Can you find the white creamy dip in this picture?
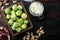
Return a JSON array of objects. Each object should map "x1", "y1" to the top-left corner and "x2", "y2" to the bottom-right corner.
[{"x1": 29, "y1": 1, "x2": 44, "y2": 16}]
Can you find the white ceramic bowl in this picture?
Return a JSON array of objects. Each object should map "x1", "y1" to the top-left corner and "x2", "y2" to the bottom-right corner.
[{"x1": 29, "y1": 1, "x2": 44, "y2": 17}]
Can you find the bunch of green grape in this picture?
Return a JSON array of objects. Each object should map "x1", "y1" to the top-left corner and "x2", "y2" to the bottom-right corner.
[{"x1": 5, "y1": 4, "x2": 29, "y2": 32}]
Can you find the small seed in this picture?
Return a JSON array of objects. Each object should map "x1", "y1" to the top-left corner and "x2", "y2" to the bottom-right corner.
[
  {"x1": 38, "y1": 33, "x2": 41, "y2": 37},
  {"x1": 36, "y1": 30, "x2": 40, "y2": 33},
  {"x1": 13, "y1": 1, "x2": 17, "y2": 3},
  {"x1": 3, "y1": 0, "x2": 8, "y2": 3},
  {"x1": 23, "y1": 36, "x2": 26, "y2": 40},
  {"x1": 40, "y1": 30, "x2": 45, "y2": 34},
  {"x1": 0, "y1": 2, "x2": 2, "y2": 6},
  {"x1": 39, "y1": 26, "x2": 43, "y2": 30},
  {"x1": 35, "y1": 35, "x2": 39, "y2": 39},
  {"x1": 5, "y1": 3, "x2": 9, "y2": 6}
]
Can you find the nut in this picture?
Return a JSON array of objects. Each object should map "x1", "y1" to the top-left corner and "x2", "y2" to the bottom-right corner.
[
  {"x1": 31, "y1": 32, "x2": 34, "y2": 36},
  {"x1": 0, "y1": 2, "x2": 2, "y2": 6},
  {"x1": 39, "y1": 26, "x2": 43, "y2": 30},
  {"x1": 3, "y1": 0, "x2": 8, "y2": 3},
  {"x1": 5, "y1": 3, "x2": 9, "y2": 6},
  {"x1": 26, "y1": 35, "x2": 30, "y2": 40},
  {"x1": 31, "y1": 36, "x2": 35, "y2": 40},
  {"x1": 1, "y1": 6, "x2": 4, "y2": 11},
  {"x1": 13, "y1": 1, "x2": 17, "y2": 3},
  {"x1": 23, "y1": 36, "x2": 26, "y2": 40},
  {"x1": 38, "y1": 33, "x2": 41, "y2": 37},
  {"x1": 40, "y1": 30, "x2": 45, "y2": 34},
  {"x1": 34, "y1": 39, "x2": 38, "y2": 40},
  {"x1": 0, "y1": 14, "x2": 1, "y2": 18},
  {"x1": 36, "y1": 30, "x2": 40, "y2": 33},
  {"x1": 35, "y1": 35, "x2": 39, "y2": 39},
  {"x1": 27, "y1": 32, "x2": 30, "y2": 35}
]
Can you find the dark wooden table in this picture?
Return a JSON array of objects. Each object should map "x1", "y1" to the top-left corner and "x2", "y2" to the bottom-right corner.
[{"x1": 0, "y1": 0, "x2": 60, "y2": 40}]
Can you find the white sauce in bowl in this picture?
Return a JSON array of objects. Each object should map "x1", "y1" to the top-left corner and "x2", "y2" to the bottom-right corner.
[{"x1": 29, "y1": 1, "x2": 44, "y2": 16}]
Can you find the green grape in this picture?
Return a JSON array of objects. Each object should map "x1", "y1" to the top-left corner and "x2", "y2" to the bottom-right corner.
[
  {"x1": 18, "y1": 5, "x2": 22, "y2": 10},
  {"x1": 12, "y1": 5, "x2": 18, "y2": 11},
  {"x1": 24, "y1": 19, "x2": 29, "y2": 24},
  {"x1": 8, "y1": 19, "x2": 14, "y2": 26},
  {"x1": 5, "y1": 8, "x2": 11, "y2": 14},
  {"x1": 21, "y1": 13, "x2": 27, "y2": 19},
  {"x1": 16, "y1": 10, "x2": 22, "y2": 16},
  {"x1": 6, "y1": 14, "x2": 11, "y2": 19},
  {"x1": 18, "y1": 18, "x2": 23, "y2": 24},
  {"x1": 16, "y1": 27, "x2": 21, "y2": 32},
  {"x1": 21, "y1": 24, "x2": 27, "y2": 29},
  {"x1": 12, "y1": 22, "x2": 18, "y2": 29},
  {"x1": 11, "y1": 14, "x2": 17, "y2": 21},
  {"x1": 11, "y1": 11, "x2": 15, "y2": 15}
]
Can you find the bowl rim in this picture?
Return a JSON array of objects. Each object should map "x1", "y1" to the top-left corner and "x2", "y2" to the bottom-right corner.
[{"x1": 29, "y1": 1, "x2": 44, "y2": 16}]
